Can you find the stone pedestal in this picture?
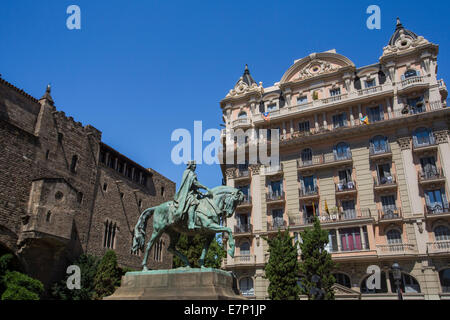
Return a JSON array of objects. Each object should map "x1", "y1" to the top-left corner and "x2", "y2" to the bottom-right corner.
[{"x1": 104, "y1": 268, "x2": 246, "y2": 300}]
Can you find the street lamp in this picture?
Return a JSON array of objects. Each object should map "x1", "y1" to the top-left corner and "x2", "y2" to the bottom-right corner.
[{"x1": 392, "y1": 263, "x2": 403, "y2": 300}]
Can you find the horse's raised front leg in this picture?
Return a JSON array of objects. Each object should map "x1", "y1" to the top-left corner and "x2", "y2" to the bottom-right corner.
[
  {"x1": 202, "y1": 222, "x2": 235, "y2": 258},
  {"x1": 199, "y1": 234, "x2": 214, "y2": 268}
]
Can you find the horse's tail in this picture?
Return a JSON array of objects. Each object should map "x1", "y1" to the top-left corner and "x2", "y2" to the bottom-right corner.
[{"x1": 132, "y1": 207, "x2": 155, "y2": 253}]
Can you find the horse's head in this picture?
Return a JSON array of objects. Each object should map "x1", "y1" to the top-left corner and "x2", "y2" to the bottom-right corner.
[{"x1": 210, "y1": 186, "x2": 244, "y2": 218}]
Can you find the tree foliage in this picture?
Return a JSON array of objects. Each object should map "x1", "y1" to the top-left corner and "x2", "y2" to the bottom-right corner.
[
  {"x1": 92, "y1": 250, "x2": 122, "y2": 300},
  {"x1": 1, "y1": 271, "x2": 44, "y2": 300},
  {"x1": 298, "y1": 217, "x2": 336, "y2": 300},
  {"x1": 51, "y1": 254, "x2": 100, "y2": 300},
  {"x1": 172, "y1": 234, "x2": 226, "y2": 269},
  {"x1": 263, "y1": 229, "x2": 300, "y2": 300},
  {"x1": 0, "y1": 253, "x2": 44, "y2": 300}
]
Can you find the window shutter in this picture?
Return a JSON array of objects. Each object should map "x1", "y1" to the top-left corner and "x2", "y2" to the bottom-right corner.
[
  {"x1": 313, "y1": 176, "x2": 317, "y2": 189},
  {"x1": 380, "y1": 105, "x2": 385, "y2": 120},
  {"x1": 343, "y1": 112, "x2": 348, "y2": 126},
  {"x1": 417, "y1": 70, "x2": 421, "y2": 77},
  {"x1": 300, "y1": 177, "x2": 305, "y2": 191},
  {"x1": 401, "y1": 74, "x2": 405, "y2": 81},
  {"x1": 441, "y1": 189, "x2": 448, "y2": 208},
  {"x1": 424, "y1": 191, "x2": 431, "y2": 207}
]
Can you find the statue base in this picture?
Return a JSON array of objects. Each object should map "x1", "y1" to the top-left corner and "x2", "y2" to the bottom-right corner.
[{"x1": 104, "y1": 268, "x2": 246, "y2": 300}]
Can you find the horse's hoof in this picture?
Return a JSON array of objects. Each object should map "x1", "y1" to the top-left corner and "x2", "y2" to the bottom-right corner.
[
  {"x1": 228, "y1": 249, "x2": 235, "y2": 258},
  {"x1": 142, "y1": 266, "x2": 148, "y2": 272}
]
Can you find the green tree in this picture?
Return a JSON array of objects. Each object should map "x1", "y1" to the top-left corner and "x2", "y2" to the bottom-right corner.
[
  {"x1": 92, "y1": 250, "x2": 122, "y2": 300},
  {"x1": 172, "y1": 234, "x2": 226, "y2": 269},
  {"x1": 263, "y1": 229, "x2": 300, "y2": 300},
  {"x1": 0, "y1": 253, "x2": 44, "y2": 300},
  {"x1": 1, "y1": 271, "x2": 44, "y2": 300},
  {"x1": 51, "y1": 254, "x2": 100, "y2": 300},
  {"x1": 298, "y1": 217, "x2": 336, "y2": 300}
]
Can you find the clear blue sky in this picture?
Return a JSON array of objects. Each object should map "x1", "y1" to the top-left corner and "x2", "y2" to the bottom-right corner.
[{"x1": 1, "y1": 0, "x2": 449, "y2": 189}]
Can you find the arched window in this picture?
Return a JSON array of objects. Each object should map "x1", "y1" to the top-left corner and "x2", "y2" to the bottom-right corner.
[
  {"x1": 239, "y1": 277, "x2": 254, "y2": 296},
  {"x1": 386, "y1": 229, "x2": 403, "y2": 244},
  {"x1": 103, "y1": 220, "x2": 117, "y2": 249},
  {"x1": 153, "y1": 239, "x2": 164, "y2": 262},
  {"x1": 333, "y1": 273, "x2": 351, "y2": 288},
  {"x1": 413, "y1": 128, "x2": 433, "y2": 147},
  {"x1": 439, "y1": 268, "x2": 450, "y2": 293},
  {"x1": 238, "y1": 111, "x2": 247, "y2": 119},
  {"x1": 240, "y1": 242, "x2": 250, "y2": 256},
  {"x1": 370, "y1": 136, "x2": 388, "y2": 154},
  {"x1": 335, "y1": 142, "x2": 350, "y2": 160},
  {"x1": 434, "y1": 225, "x2": 450, "y2": 241},
  {"x1": 301, "y1": 148, "x2": 312, "y2": 165},
  {"x1": 403, "y1": 69, "x2": 420, "y2": 79},
  {"x1": 388, "y1": 272, "x2": 421, "y2": 293},
  {"x1": 361, "y1": 272, "x2": 388, "y2": 294}
]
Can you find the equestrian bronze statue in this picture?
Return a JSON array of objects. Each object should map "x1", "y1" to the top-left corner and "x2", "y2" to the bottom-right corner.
[{"x1": 132, "y1": 161, "x2": 244, "y2": 271}]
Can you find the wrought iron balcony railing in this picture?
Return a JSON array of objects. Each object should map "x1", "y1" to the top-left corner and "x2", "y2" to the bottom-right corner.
[
  {"x1": 369, "y1": 143, "x2": 391, "y2": 156},
  {"x1": 267, "y1": 220, "x2": 287, "y2": 231},
  {"x1": 425, "y1": 203, "x2": 450, "y2": 216},
  {"x1": 378, "y1": 208, "x2": 402, "y2": 221},
  {"x1": 298, "y1": 151, "x2": 352, "y2": 168},
  {"x1": 299, "y1": 186, "x2": 319, "y2": 198},
  {"x1": 335, "y1": 180, "x2": 356, "y2": 193},
  {"x1": 373, "y1": 175, "x2": 397, "y2": 188},
  {"x1": 418, "y1": 168, "x2": 445, "y2": 182},
  {"x1": 266, "y1": 191, "x2": 285, "y2": 202},
  {"x1": 234, "y1": 224, "x2": 253, "y2": 234}
]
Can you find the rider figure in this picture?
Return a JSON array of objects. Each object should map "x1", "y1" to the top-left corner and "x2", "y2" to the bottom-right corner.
[{"x1": 173, "y1": 161, "x2": 211, "y2": 230}]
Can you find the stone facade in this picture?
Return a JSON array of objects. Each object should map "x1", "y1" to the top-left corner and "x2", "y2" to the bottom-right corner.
[
  {"x1": 0, "y1": 80, "x2": 175, "y2": 294},
  {"x1": 220, "y1": 19, "x2": 450, "y2": 300}
]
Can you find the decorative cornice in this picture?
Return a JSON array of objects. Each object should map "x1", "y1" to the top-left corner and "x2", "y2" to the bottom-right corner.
[
  {"x1": 249, "y1": 164, "x2": 261, "y2": 175},
  {"x1": 225, "y1": 168, "x2": 235, "y2": 179},
  {"x1": 433, "y1": 130, "x2": 448, "y2": 144},
  {"x1": 397, "y1": 137, "x2": 411, "y2": 150}
]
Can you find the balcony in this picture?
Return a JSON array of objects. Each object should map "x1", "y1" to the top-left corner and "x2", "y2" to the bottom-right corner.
[
  {"x1": 299, "y1": 186, "x2": 320, "y2": 200},
  {"x1": 418, "y1": 169, "x2": 446, "y2": 185},
  {"x1": 267, "y1": 220, "x2": 287, "y2": 232},
  {"x1": 234, "y1": 169, "x2": 250, "y2": 181},
  {"x1": 378, "y1": 208, "x2": 402, "y2": 223},
  {"x1": 237, "y1": 195, "x2": 252, "y2": 208},
  {"x1": 376, "y1": 243, "x2": 416, "y2": 256},
  {"x1": 399, "y1": 76, "x2": 427, "y2": 93},
  {"x1": 289, "y1": 209, "x2": 372, "y2": 227},
  {"x1": 297, "y1": 152, "x2": 352, "y2": 171},
  {"x1": 425, "y1": 203, "x2": 450, "y2": 218},
  {"x1": 321, "y1": 93, "x2": 348, "y2": 104},
  {"x1": 427, "y1": 241, "x2": 450, "y2": 255},
  {"x1": 335, "y1": 181, "x2": 357, "y2": 196},
  {"x1": 373, "y1": 176, "x2": 397, "y2": 192},
  {"x1": 357, "y1": 85, "x2": 383, "y2": 96},
  {"x1": 264, "y1": 164, "x2": 283, "y2": 176},
  {"x1": 266, "y1": 191, "x2": 285, "y2": 204},
  {"x1": 234, "y1": 224, "x2": 253, "y2": 235},
  {"x1": 231, "y1": 118, "x2": 251, "y2": 129},
  {"x1": 369, "y1": 144, "x2": 392, "y2": 160},
  {"x1": 233, "y1": 255, "x2": 256, "y2": 266},
  {"x1": 412, "y1": 136, "x2": 437, "y2": 153}
]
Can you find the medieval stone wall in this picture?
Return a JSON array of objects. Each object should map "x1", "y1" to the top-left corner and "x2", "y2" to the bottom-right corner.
[{"x1": 0, "y1": 78, "x2": 175, "y2": 291}]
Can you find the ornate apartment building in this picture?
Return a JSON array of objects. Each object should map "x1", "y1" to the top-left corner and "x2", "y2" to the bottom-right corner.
[
  {"x1": 0, "y1": 78, "x2": 175, "y2": 294},
  {"x1": 220, "y1": 19, "x2": 450, "y2": 300}
]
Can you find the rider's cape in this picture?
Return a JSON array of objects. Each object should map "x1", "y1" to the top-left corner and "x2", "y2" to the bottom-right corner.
[{"x1": 173, "y1": 169, "x2": 198, "y2": 215}]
